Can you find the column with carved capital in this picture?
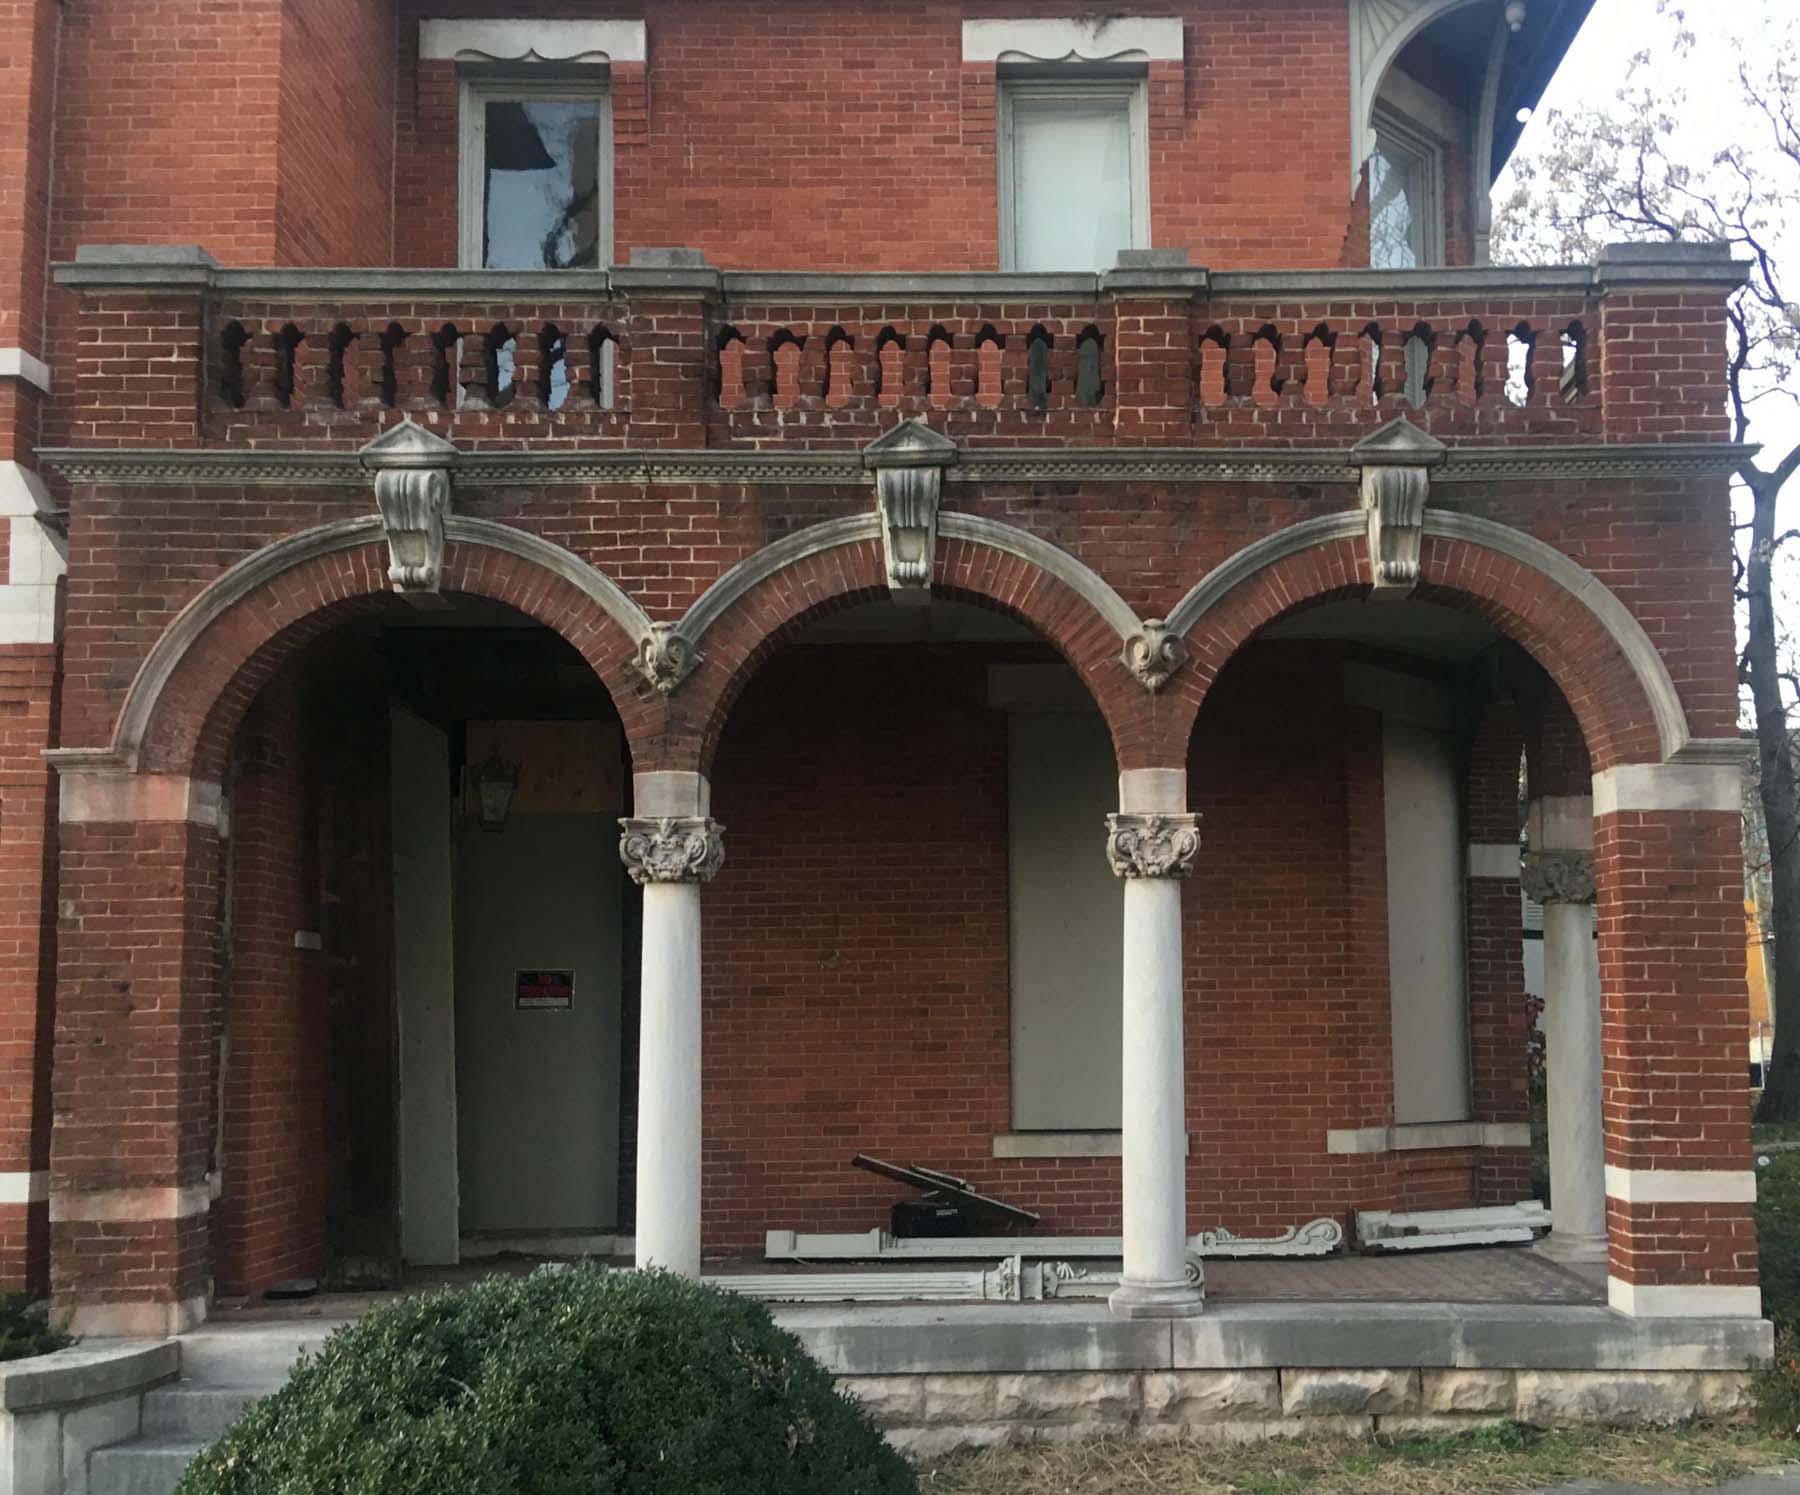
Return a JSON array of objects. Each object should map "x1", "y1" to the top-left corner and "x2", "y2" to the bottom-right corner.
[
  {"x1": 1105, "y1": 769, "x2": 1205, "y2": 1317},
  {"x1": 620, "y1": 787, "x2": 725, "y2": 1277},
  {"x1": 1521, "y1": 804, "x2": 1606, "y2": 1263}
]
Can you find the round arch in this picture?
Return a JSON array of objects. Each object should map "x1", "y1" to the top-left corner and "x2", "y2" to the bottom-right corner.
[
  {"x1": 1158, "y1": 509, "x2": 1693, "y2": 771},
  {"x1": 104, "y1": 516, "x2": 661, "y2": 779},
  {"x1": 663, "y1": 514, "x2": 1169, "y2": 774}
]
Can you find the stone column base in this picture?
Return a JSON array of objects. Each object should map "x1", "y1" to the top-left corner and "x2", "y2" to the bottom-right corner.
[
  {"x1": 1110, "y1": 1280, "x2": 1205, "y2": 1319},
  {"x1": 1534, "y1": 1232, "x2": 1609, "y2": 1265}
]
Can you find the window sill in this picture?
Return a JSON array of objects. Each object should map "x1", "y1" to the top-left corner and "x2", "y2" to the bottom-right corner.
[
  {"x1": 991, "y1": 1131, "x2": 1194, "y2": 1159},
  {"x1": 1326, "y1": 1122, "x2": 1533, "y2": 1155}
]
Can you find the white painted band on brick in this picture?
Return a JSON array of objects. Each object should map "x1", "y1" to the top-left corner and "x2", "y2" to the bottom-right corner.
[
  {"x1": 1604, "y1": 1166, "x2": 1757, "y2": 1204},
  {"x1": 59, "y1": 772, "x2": 223, "y2": 827},
  {"x1": 1592, "y1": 762, "x2": 1740, "y2": 816},
  {"x1": 1326, "y1": 1126, "x2": 1389, "y2": 1155},
  {"x1": 0, "y1": 460, "x2": 66, "y2": 645},
  {"x1": 962, "y1": 16, "x2": 1185, "y2": 63},
  {"x1": 67, "y1": 1293, "x2": 209, "y2": 1338},
  {"x1": 0, "y1": 1170, "x2": 49, "y2": 1204},
  {"x1": 0, "y1": 347, "x2": 51, "y2": 394},
  {"x1": 1607, "y1": 1278, "x2": 1764, "y2": 1319},
  {"x1": 419, "y1": 19, "x2": 646, "y2": 64},
  {"x1": 49, "y1": 1182, "x2": 212, "y2": 1223},
  {"x1": 1466, "y1": 843, "x2": 1521, "y2": 879},
  {"x1": 1119, "y1": 768, "x2": 1185, "y2": 815}
]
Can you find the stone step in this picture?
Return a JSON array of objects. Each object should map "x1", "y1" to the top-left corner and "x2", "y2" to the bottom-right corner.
[
  {"x1": 172, "y1": 1322, "x2": 347, "y2": 1385},
  {"x1": 88, "y1": 1438, "x2": 204, "y2": 1495},
  {"x1": 141, "y1": 1383, "x2": 264, "y2": 1440}
]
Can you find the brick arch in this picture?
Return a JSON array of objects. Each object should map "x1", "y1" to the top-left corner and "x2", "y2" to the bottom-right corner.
[
  {"x1": 1159, "y1": 519, "x2": 1684, "y2": 772},
  {"x1": 670, "y1": 534, "x2": 1166, "y2": 776},
  {"x1": 129, "y1": 528, "x2": 659, "y2": 780}
]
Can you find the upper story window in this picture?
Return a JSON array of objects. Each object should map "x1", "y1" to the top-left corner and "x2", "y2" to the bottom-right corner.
[
  {"x1": 1369, "y1": 105, "x2": 1445, "y2": 270},
  {"x1": 459, "y1": 79, "x2": 612, "y2": 270},
  {"x1": 998, "y1": 77, "x2": 1149, "y2": 271}
]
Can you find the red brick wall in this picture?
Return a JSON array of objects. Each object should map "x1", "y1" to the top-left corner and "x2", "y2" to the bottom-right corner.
[
  {"x1": 0, "y1": 645, "x2": 58, "y2": 1292},
  {"x1": 275, "y1": 0, "x2": 395, "y2": 266},
  {"x1": 215, "y1": 669, "x2": 328, "y2": 1299},
  {"x1": 0, "y1": 0, "x2": 59, "y2": 352},
  {"x1": 394, "y1": 0, "x2": 1353, "y2": 273}
]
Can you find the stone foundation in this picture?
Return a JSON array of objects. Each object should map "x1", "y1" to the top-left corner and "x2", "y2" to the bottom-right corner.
[{"x1": 835, "y1": 1367, "x2": 1757, "y2": 1457}]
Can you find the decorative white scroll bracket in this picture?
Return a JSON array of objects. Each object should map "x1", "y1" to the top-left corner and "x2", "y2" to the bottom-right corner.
[
  {"x1": 1350, "y1": 416, "x2": 1445, "y2": 599},
  {"x1": 864, "y1": 419, "x2": 959, "y2": 603},
  {"x1": 359, "y1": 418, "x2": 459, "y2": 608}
]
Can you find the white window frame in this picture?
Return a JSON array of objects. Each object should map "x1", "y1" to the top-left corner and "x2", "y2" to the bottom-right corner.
[
  {"x1": 1368, "y1": 103, "x2": 1445, "y2": 270},
  {"x1": 458, "y1": 76, "x2": 614, "y2": 271},
  {"x1": 997, "y1": 76, "x2": 1150, "y2": 272}
]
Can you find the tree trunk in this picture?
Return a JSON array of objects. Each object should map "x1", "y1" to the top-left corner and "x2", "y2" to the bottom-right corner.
[{"x1": 1750, "y1": 472, "x2": 1800, "y2": 1119}]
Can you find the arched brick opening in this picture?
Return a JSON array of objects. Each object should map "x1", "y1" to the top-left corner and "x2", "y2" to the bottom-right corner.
[
  {"x1": 1161, "y1": 531, "x2": 1672, "y2": 772},
  {"x1": 133, "y1": 538, "x2": 658, "y2": 781},
  {"x1": 676, "y1": 535, "x2": 1162, "y2": 776}
]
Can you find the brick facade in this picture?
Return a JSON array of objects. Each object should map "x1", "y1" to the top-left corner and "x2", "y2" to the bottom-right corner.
[{"x1": 0, "y1": 0, "x2": 1762, "y2": 1327}]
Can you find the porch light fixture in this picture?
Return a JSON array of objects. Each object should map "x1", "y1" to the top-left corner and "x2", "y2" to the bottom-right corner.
[
  {"x1": 1504, "y1": 0, "x2": 1527, "y2": 31},
  {"x1": 474, "y1": 753, "x2": 520, "y2": 830}
]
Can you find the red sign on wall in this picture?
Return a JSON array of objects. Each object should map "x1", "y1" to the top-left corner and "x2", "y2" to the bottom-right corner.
[{"x1": 515, "y1": 969, "x2": 575, "y2": 1010}]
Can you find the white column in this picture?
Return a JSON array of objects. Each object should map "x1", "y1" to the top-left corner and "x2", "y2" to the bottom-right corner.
[
  {"x1": 1523, "y1": 795, "x2": 1606, "y2": 1262},
  {"x1": 621, "y1": 777, "x2": 723, "y2": 1277},
  {"x1": 1106, "y1": 768, "x2": 1204, "y2": 1318}
]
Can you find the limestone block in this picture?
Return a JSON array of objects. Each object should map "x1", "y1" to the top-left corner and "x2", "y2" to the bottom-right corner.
[
  {"x1": 836, "y1": 1376, "x2": 923, "y2": 1424},
  {"x1": 1420, "y1": 1368, "x2": 1518, "y2": 1415},
  {"x1": 885, "y1": 1423, "x2": 1012, "y2": 1460},
  {"x1": 1282, "y1": 1368, "x2": 1419, "y2": 1417},
  {"x1": 0, "y1": 1408, "x2": 62, "y2": 1495},
  {"x1": 1139, "y1": 1417, "x2": 1374, "y2": 1445},
  {"x1": 922, "y1": 1374, "x2": 998, "y2": 1422},
  {"x1": 1514, "y1": 1371, "x2": 1700, "y2": 1427},
  {"x1": 1141, "y1": 1370, "x2": 1282, "y2": 1423},
  {"x1": 1378, "y1": 1413, "x2": 1512, "y2": 1438},
  {"x1": 1695, "y1": 1373, "x2": 1754, "y2": 1418},
  {"x1": 993, "y1": 1372, "x2": 1137, "y2": 1422},
  {"x1": 61, "y1": 1395, "x2": 144, "y2": 1495}
]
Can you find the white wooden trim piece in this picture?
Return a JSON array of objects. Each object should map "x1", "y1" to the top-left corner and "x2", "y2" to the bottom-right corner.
[
  {"x1": 1358, "y1": 1200, "x2": 1549, "y2": 1251},
  {"x1": 1466, "y1": 843, "x2": 1521, "y2": 879},
  {"x1": 962, "y1": 17, "x2": 1184, "y2": 63},
  {"x1": 49, "y1": 1182, "x2": 213, "y2": 1223},
  {"x1": 765, "y1": 1218, "x2": 1342, "y2": 1263},
  {"x1": 1604, "y1": 1166, "x2": 1757, "y2": 1205},
  {"x1": 420, "y1": 19, "x2": 646, "y2": 64},
  {"x1": 1608, "y1": 1279, "x2": 1764, "y2": 1319},
  {"x1": 0, "y1": 347, "x2": 51, "y2": 394},
  {"x1": 0, "y1": 1170, "x2": 48, "y2": 1205},
  {"x1": 1592, "y1": 762, "x2": 1741, "y2": 817}
]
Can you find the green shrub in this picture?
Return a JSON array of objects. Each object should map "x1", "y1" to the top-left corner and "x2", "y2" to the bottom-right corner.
[
  {"x1": 0, "y1": 1292, "x2": 72, "y2": 1362},
  {"x1": 175, "y1": 1266, "x2": 916, "y2": 1495},
  {"x1": 1753, "y1": 1329, "x2": 1800, "y2": 1437},
  {"x1": 1757, "y1": 1150, "x2": 1800, "y2": 1334}
]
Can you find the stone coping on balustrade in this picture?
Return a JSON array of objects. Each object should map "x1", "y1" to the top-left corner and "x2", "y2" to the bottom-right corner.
[{"x1": 779, "y1": 1301, "x2": 1773, "y2": 1379}]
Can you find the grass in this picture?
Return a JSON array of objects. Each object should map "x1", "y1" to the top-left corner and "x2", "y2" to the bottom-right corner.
[
  {"x1": 919, "y1": 1423, "x2": 1800, "y2": 1495},
  {"x1": 1753, "y1": 1119, "x2": 1800, "y2": 1148}
]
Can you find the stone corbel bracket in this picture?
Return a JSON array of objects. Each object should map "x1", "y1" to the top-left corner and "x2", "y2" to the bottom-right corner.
[
  {"x1": 359, "y1": 418, "x2": 459, "y2": 607},
  {"x1": 863, "y1": 418, "x2": 957, "y2": 603},
  {"x1": 1350, "y1": 416, "x2": 1446, "y2": 598}
]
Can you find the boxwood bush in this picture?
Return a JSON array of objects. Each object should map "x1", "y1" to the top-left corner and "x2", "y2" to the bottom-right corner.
[
  {"x1": 0, "y1": 1291, "x2": 72, "y2": 1362},
  {"x1": 176, "y1": 1266, "x2": 917, "y2": 1495}
]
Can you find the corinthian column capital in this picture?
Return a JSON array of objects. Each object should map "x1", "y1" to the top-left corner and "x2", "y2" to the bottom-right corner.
[
  {"x1": 1520, "y1": 849, "x2": 1596, "y2": 906},
  {"x1": 619, "y1": 816, "x2": 725, "y2": 885},
  {"x1": 1105, "y1": 813, "x2": 1201, "y2": 880}
]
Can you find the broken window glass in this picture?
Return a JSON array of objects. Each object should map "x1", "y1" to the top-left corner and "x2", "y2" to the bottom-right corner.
[{"x1": 481, "y1": 99, "x2": 602, "y2": 270}]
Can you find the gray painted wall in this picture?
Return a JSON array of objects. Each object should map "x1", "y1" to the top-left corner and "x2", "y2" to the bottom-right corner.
[
  {"x1": 454, "y1": 815, "x2": 623, "y2": 1232},
  {"x1": 1383, "y1": 717, "x2": 1472, "y2": 1125},
  {"x1": 1007, "y1": 709, "x2": 1124, "y2": 1130},
  {"x1": 390, "y1": 706, "x2": 461, "y2": 1267}
]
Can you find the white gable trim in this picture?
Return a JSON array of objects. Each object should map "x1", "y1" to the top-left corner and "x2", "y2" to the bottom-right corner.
[
  {"x1": 420, "y1": 19, "x2": 647, "y2": 65},
  {"x1": 962, "y1": 16, "x2": 1183, "y2": 64}
]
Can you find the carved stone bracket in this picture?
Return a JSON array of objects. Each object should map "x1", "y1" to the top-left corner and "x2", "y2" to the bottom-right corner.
[
  {"x1": 359, "y1": 418, "x2": 458, "y2": 605},
  {"x1": 1105, "y1": 813, "x2": 1201, "y2": 879},
  {"x1": 1520, "y1": 849, "x2": 1596, "y2": 906},
  {"x1": 1122, "y1": 619, "x2": 1185, "y2": 692},
  {"x1": 619, "y1": 816, "x2": 725, "y2": 885},
  {"x1": 1350, "y1": 416, "x2": 1446, "y2": 599},
  {"x1": 864, "y1": 419, "x2": 958, "y2": 601},
  {"x1": 635, "y1": 622, "x2": 701, "y2": 695}
]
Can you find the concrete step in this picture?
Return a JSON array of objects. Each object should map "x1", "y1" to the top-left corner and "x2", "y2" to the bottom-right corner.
[
  {"x1": 172, "y1": 1322, "x2": 346, "y2": 1385},
  {"x1": 88, "y1": 1438, "x2": 204, "y2": 1495},
  {"x1": 141, "y1": 1383, "x2": 264, "y2": 1441}
]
